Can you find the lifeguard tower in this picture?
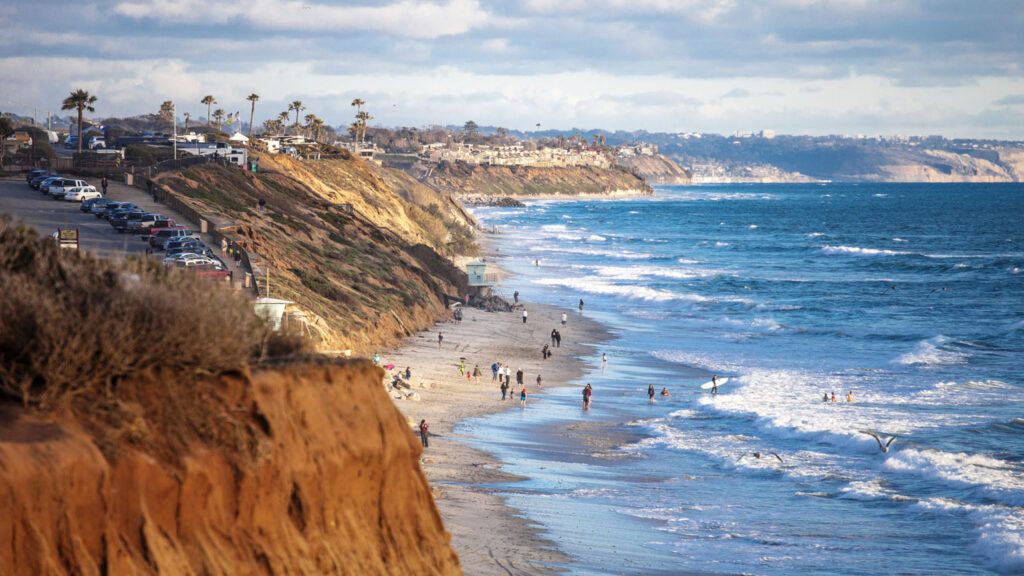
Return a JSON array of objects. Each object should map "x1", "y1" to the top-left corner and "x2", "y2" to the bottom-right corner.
[{"x1": 465, "y1": 261, "x2": 496, "y2": 298}]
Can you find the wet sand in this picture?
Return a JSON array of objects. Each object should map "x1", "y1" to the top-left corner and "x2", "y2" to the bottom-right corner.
[{"x1": 384, "y1": 302, "x2": 608, "y2": 575}]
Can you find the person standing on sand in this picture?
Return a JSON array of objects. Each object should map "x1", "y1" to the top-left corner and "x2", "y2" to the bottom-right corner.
[
  {"x1": 522, "y1": 308, "x2": 528, "y2": 324},
  {"x1": 520, "y1": 386, "x2": 528, "y2": 406},
  {"x1": 536, "y1": 373, "x2": 543, "y2": 388},
  {"x1": 504, "y1": 364, "x2": 512, "y2": 386},
  {"x1": 542, "y1": 344, "x2": 549, "y2": 360},
  {"x1": 500, "y1": 380, "x2": 509, "y2": 400},
  {"x1": 438, "y1": 332, "x2": 444, "y2": 349},
  {"x1": 514, "y1": 290, "x2": 519, "y2": 304},
  {"x1": 555, "y1": 330, "x2": 562, "y2": 348},
  {"x1": 561, "y1": 312, "x2": 568, "y2": 326},
  {"x1": 551, "y1": 329, "x2": 557, "y2": 347},
  {"x1": 579, "y1": 299, "x2": 585, "y2": 312},
  {"x1": 492, "y1": 362, "x2": 500, "y2": 382},
  {"x1": 458, "y1": 359, "x2": 465, "y2": 377},
  {"x1": 473, "y1": 364, "x2": 481, "y2": 383},
  {"x1": 516, "y1": 368, "x2": 524, "y2": 387},
  {"x1": 583, "y1": 383, "x2": 593, "y2": 409},
  {"x1": 648, "y1": 383, "x2": 655, "y2": 402},
  {"x1": 419, "y1": 420, "x2": 430, "y2": 448}
]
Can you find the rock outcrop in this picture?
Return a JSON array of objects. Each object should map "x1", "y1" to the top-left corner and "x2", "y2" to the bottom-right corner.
[
  {"x1": 424, "y1": 162, "x2": 652, "y2": 198},
  {"x1": 616, "y1": 154, "x2": 691, "y2": 184},
  {"x1": 0, "y1": 361, "x2": 462, "y2": 576}
]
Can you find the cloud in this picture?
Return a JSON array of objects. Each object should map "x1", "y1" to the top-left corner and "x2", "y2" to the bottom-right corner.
[
  {"x1": 114, "y1": 0, "x2": 490, "y2": 39},
  {"x1": 481, "y1": 38, "x2": 512, "y2": 54},
  {"x1": 993, "y1": 95, "x2": 1024, "y2": 106}
]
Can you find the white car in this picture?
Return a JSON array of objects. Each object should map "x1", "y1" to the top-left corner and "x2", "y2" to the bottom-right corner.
[
  {"x1": 162, "y1": 253, "x2": 215, "y2": 267},
  {"x1": 47, "y1": 178, "x2": 89, "y2": 197},
  {"x1": 63, "y1": 186, "x2": 102, "y2": 202}
]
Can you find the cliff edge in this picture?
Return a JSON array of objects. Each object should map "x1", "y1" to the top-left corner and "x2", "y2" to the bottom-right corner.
[
  {"x1": 616, "y1": 154, "x2": 691, "y2": 184},
  {"x1": 424, "y1": 161, "x2": 652, "y2": 198}
]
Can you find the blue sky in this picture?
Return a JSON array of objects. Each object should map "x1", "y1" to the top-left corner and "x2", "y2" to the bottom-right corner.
[{"x1": 1, "y1": 0, "x2": 1022, "y2": 138}]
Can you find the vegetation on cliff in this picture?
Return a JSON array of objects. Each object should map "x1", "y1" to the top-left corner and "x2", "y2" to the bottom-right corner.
[
  {"x1": 424, "y1": 161, "x2": 652, "y2": 197},
  {"x1": 153, "y1": 153, "x2": 475, "y2": 352}
]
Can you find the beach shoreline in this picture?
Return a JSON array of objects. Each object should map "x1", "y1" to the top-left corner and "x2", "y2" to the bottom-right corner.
[{"x1": 384, "y1": 299, "x2": 610, "y2": 575}]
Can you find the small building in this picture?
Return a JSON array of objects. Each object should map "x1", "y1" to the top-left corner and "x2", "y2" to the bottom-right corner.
[
  {"x1": 254, "y1": 297, "x2": 293, "y2": 331},
  {"x1": 228, "y1": 132, "x2": 249, "y2": 145},
  {"x1": 465, "y1": 261, "x2": 497, "y2": 298}
]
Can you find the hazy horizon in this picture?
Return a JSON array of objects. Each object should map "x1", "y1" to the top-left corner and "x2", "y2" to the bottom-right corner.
[{"x1": 1, "y1": 0, "x2": 1022, "y2": 139}]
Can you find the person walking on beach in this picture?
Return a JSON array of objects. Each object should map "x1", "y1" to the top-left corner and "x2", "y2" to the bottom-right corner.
[
  {"x1": 561, "y1": 312, "x2": 568, "y2": 326},
  {"x1": 492, "y1": 362, "x2": 500, "y2": 382},
  {"x1": 457, "y1": 359, "x2": 465, "y2": 377},
  {"x1": 522, "y1": 308, "x2": 528, "y2": 324},
  {"x1": 520, "y1": 386, "x2": 528, "y2": 406},
  {"x1": 516, "y1": 368, "x2": 524, "y2": 387},
  {"x1": 514, "y1": 290, "x2": 519, "y2": 304},
  {"x1": 500, "y1": 380, "x2": 509, "y2": 400},
  {"x1": 579, "y1": 298, "x2": 585, "y2": 313},
  {"x1": 419, "y1": 420, "x2": 430, "y2": 448},
  {"x1": 542, "y1": 344, "x2": 550, "y2": 360},
  {"x1": 554, "y1": 330, "x2": 562, "y2": 348},
  {"x1": 438, "y1": 332, "x2": 444, "y2": 349},
  {"x1": 405, "y1": 367, "x2": 412, "y2": 380},
  {"x1": 648, "y1": 383, "x2": 655, "y2": 402},
  {"x1": 473, "y1": 364, "x2": 481, "y2": 383},
  {"x1": 536, "y1": 373, "x2": 543, "y2": 388},
  {"x1": 551, "y1": 329, "x2": 557, "y2": 347},
  {"x1": 583, "y1": 383, "x2": 593, "y2": 409}
]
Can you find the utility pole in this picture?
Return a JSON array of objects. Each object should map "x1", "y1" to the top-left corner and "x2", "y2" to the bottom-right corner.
[{"x1": 172, "y1": 101, "x2": 178, "y2": 160}]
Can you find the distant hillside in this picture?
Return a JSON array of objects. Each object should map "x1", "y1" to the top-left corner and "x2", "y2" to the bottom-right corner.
[
  {"x1": 154, "y1": 153, "x2": 476, "y2": 352},
  {"x1": 423, "y1": 162, "x2": 652, "y2": 198}
]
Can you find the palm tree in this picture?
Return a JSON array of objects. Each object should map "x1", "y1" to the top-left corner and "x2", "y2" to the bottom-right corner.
[
  {"x1": 313, "y1": 117, "x2": 325, "y2": 143},
  {"x1": 212, "y1": 108, "x2": 225, "y2": 129},
  {"x1": 356, "y1": 111, "x2": 373, "y2": 145},
  {"x1": 0, "y1": 117, "x2": 14, "y2": 166},
  {"x1": 183, "y1": 112, "x2": 191, "y2": 133},
  {"x1": 304, "y1": 113, "x2": 318, "y2": 139},
  {"x1": 289, "y1": 100, "x2": 304, "y2": 128},
  {"x1": 351, "y1": 98, "x2": 365, "y2": 116},
  {"x1": 245, "y1": 93, "x2": 259, "y2": 140},
  {"x1": 61, "y1": 89, "x2": 98, "y2": 154},
  {"x1": 276, "y1": 111, "x2": 290, "y2": 135},
  {"x1": 201, "y1": 95, "x2": 217, "y2": 126}
]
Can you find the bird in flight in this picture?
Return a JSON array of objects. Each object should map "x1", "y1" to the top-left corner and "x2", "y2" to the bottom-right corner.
[
  {"x1": 737, "y1": 451, "x2": 783, "y2": 463},
  {"x1": 861, "y1": 431, "x2": 897, "y2": 453}
]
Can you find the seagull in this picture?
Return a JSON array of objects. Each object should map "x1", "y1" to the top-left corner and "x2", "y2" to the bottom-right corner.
[
  {"x1": 861, "y1": 431, "x2": 897, "y2": 453},
  {"x1": 737, "y1": 451, "x2": 783, "y2": 463}
]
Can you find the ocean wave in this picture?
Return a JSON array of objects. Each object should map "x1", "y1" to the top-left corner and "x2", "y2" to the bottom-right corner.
[
  {"x1": 893, "y1": 237, "x2": 909, "y2": 243},
  {"x1": 527, "y1": 245, "x2": 653, "y2": 260},
  {"x1": 885, "y1": 449, "x2": 1024, "y2": 506},
  {"x1": 894, "y1": 336, "x2": 969, "y2": 367},
  {"x1": 541, "y1": 224, "x2": 569, "y2": 232},
  {"x1": 534, "y1": 277, "x2": 707, "y2": 303},
  {"x1": 587, "y1": 264, "x2": 728, "y2": 281},
  {"x1": 915, "y1": 498, "x2": 1024, "y2": 574},
  {"x1": 587, "y1": 234, "x2": 607, "y2": 242},
  {"x1": 807, "y1": 232, "x2": 826, "y2": 238},
  {"x1": 821, "y1": 245, "x2": 912, "y2": 256},
  {"x1": 748, "y1": 224, "x2": 759, "y2": 229},
  {"x1": 715, "y1": 241, "x2": 730, "y2": 248},
  {"x1": 838, "y1": 479, "x2": 894, "y2": 501}
]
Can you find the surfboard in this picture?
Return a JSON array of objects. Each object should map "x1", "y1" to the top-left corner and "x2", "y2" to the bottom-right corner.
[{"x1": 700, "y1": 378, "x2": 730, "y2": 390}]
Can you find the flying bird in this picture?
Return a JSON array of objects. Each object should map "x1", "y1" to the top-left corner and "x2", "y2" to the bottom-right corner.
[
  {"x1": 737, "y1": 451, "x2": 783, "y2": 463},
  {"x1": 861, "y1": 431, "x2": 897, "y2": 453}
]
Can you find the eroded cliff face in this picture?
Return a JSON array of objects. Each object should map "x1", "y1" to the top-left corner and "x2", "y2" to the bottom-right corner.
[
  {"x1": 0, "y1": 361, "x2": 461, "y2": 576},
  {"x1": 874, "y1": 149, "x2": 1015, "y2": 183},
  {"x1": 425, "y1": 162, "x2": 652, "y2": 198},
  {"x1": 616, "y1": 154, "x2": 692, "y2": 184}
]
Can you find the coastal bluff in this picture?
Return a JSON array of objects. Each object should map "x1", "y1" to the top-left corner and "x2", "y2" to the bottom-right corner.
[
  {"x1": 0, "y1": 361, "x2": 461, "y2": 576},
  {"x1": 425, "y1": 161, "x2": 653, "y2": 198}
]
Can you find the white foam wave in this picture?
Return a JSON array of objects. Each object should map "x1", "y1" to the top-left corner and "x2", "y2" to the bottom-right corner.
[
  {"x1": 915, "y1": 498, "x2": 1024, "y2": 574},
  {"x1": 895, "y1": 336, "x2": 968, "y2": 367},
  {"x1": 715, "y1": 241, "x2": 730, "y2": 247},
  {"x1": 541, "y1": 224, "x2": 568, "y2": 232},
  {"x1": 527, "y1": 245, "x2": 652, "y2": 260},
  {"x1": 821, "y1": 245, "x2": 912, "y2": 256},
  {"x1": 534, "y1": 277, "x2": 706, "y2": 303},
  {"x1": 588, "y1": 264, "x2": 728, "y2": 281},
  {"x1": 807, "y1": 232, "x2": 826, "y2": 238},
  {"x1": 893, "y1": 237, "x2": 909, "y2": 243},
  {"x1": 839, "y1": 479, "x2": 893, "y2": 501},
  {"x1": 587, "y1": 234, "x2": 607, "y2": 242},
  {"x1": 885, "y1": 449, "x2": 1024, "y2": 506},
  {"x1": 748, "y1": 224, "x2": 759, "y2": 229}
]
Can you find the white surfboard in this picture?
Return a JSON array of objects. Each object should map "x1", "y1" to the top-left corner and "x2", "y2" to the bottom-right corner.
[{"x1": 700, "y1": 378, "x2": 730, "y2": 390}]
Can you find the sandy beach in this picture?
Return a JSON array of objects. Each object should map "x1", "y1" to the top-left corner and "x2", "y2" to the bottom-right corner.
[{"x1": 383, "y1": 300, "x2": 608, "y2": 575}]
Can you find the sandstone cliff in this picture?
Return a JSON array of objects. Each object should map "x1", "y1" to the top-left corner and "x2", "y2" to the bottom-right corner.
[
  {"x1": 616, "y1": 154, "x2": 691, "y2": 184},
  {"x1": 424, "y1": 162, "x2": 652, "y2": 198},
  {"x1": 153, "y1": 154, "x2": 473, "y2": 353},
  {"x1": 0, "y1": 361, "x2": 461, "y2": 576},
  {"x1": 871, "y1": 149, "x2": 1015, "y2": 183}
]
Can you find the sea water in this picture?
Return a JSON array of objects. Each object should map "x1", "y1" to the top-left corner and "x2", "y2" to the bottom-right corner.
[{"x1": 459, "y1": 184, "x2": 1024, "y2": 575}]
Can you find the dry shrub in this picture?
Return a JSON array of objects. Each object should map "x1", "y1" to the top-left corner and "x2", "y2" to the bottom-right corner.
[{"x1": 0, "y1": 218, "x2": 265, "y2": 408}]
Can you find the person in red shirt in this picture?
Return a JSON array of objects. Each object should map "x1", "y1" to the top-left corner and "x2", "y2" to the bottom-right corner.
[{"x1": 419, "y1": 420, "x2": 430, "y2": 448}]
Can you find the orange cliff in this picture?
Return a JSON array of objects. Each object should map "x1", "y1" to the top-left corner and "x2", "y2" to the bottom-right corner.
[{"x1": 0, "y1": 361, "x2": 461, "y2": 575}]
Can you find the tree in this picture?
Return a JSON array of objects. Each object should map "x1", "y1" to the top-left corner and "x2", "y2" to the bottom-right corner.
[
  {"x1": 351, "y1": 98, "x2": 365, "y2": 117},
  {"x1": 158, "y1": 100, "x2": 175, "y2": 130},
  {"x1": 201, "y1": 95, "x2": 217, "y2": 126},
  {"x1": 356, "y1": 111, "x2": 373, "y2": 145},
  {"x1": 303, "y1": 113, "x2": 316, "y2": 138},
  {"x1": 463, "y1": 120, "x2": 478, "y2": 143},
  {"x1": 246, "y1": 93, "x2": 259, "y2": 140},
  {"x1": 183, "y1": 112, "x2": 191, "y2": 133},
  {"x1": 0, "y1": 116, "x2": 14, "y2": 167},
  {"x1": 61, "y1": 89, "x2": 98, "y2": 154},
  {"x1": 288, "y1": 100, "x2": 304, "y2": 128},
  {"x1": 212, "y1": 108, "x2": 225, "y2": 129}
]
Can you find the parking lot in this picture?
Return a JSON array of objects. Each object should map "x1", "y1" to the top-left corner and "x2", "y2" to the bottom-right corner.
[{"x1": 0, "y1": 175, "x2": 246, "y2": 287}]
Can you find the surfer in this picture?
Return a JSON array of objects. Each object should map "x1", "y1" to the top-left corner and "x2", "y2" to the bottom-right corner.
[
  {"x1": 711, "y1": 375, "x2": 719, "y2": 395},
  {"x1": 660, "y1": 387, "x2": 670, "y2": 397},
  {"x1": 648, "y1": 383, "x2": 655, "y2": 402},
  {"x1": 737, "y1": 452, "x2": 783, "y2": 463},
  {"x1": 861, "y1": 431, "x2": 897, "y2": 453}
]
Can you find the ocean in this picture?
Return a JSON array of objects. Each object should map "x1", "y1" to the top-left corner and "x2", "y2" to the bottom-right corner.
[{"x1": 460, "y1": 183, "x2": 1024, "y2": 575}]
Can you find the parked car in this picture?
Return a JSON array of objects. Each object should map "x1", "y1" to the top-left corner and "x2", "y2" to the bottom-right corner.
[
  {"x1": 34, "y1": 176, "x2": 63, "y2": 191},
  {"x1": 26, "y1": 169, "x2": 54, "y2": 184},
  {"x1": 91, "y1": 200, "x2": 124, "y2": 216},
  {"x1": 138, "y1": 218, "x2": 177, "y2": 239},
  {"x1": 192, "y1": 264, "x2": 231, "y2": 282},
  {"x1": 166, "y1": 243, "x2": 213, "y2": 258},
  {"x1": 162, "y1": 252, "x2": 214, "y2": 266},
  {"x1": 97, "y1": 201, "x2": 134, "y2": 218},
  {"x1": 164, "y1": 236, "x2": 205, "y2": 251},
  {"x1": 62, "y1": 186, "x2": 100, "y2": 202},
  {"x1": 47, "y1": 178, "x2": 90, "y2": 198},
  {"x1": 149, "y1": 227, "x2": 194, "y2": 249},
  {"x1": 126, "y1": 213, "x2": 169, "y2": 234},
  {"x1": 81, "y1": 197, "x2": 110, "y2": 213},
  {"x1": 111, "y1": 210, "x2": 147, "y2": 232}
]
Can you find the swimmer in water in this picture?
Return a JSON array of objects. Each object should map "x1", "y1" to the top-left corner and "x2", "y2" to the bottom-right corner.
[{"x1": 661, "y1": 387, "x2": 670, "y2": 397}]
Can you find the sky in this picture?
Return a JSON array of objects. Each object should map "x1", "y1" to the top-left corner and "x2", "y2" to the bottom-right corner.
[{"x1": 1, "y1": 0, "x2": 1023, "y2": 138}]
